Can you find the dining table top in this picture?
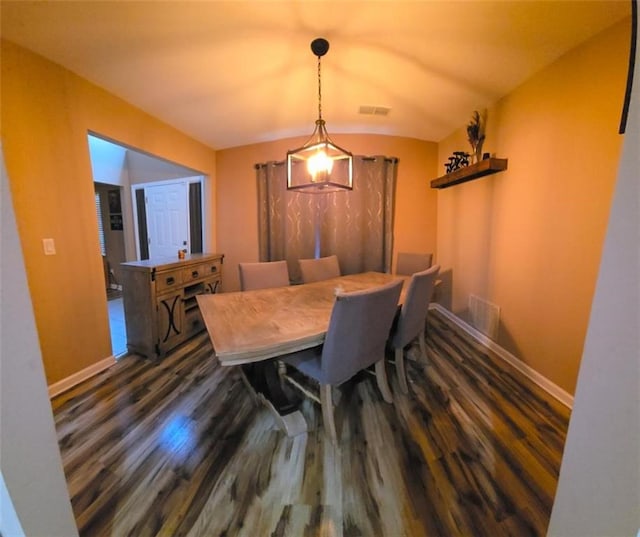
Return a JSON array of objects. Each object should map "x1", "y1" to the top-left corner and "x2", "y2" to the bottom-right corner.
[{"x1": 197, "y1": 271, "x2": 407, "y2": 366}]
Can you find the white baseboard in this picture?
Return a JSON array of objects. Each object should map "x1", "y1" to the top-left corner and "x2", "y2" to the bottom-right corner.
[
  {"x1": 430, "y1": 303, "x2": 574, "y2": 409},
  {"x1": 48, "y1": 355, "x2": 116, "y2": 398}
]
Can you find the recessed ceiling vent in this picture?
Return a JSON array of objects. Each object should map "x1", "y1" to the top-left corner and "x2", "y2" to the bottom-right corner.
[{"x1": 358, "y1": 105, "x2": 390, "y2": 116}]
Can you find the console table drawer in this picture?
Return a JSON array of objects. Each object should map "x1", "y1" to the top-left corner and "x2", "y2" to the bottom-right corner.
[
  {"x1": 182, "y1": 264, "x2": 207, "y2": 282},
  {"x1": 203, "y1": 259, "x2": 222, "y2": 277},
  {"x1": 156, "y1": 270, "x2": 183, "y2": 292},
  {"x1": 182, "y1": 260, "x2": 221, "y2": 282}
]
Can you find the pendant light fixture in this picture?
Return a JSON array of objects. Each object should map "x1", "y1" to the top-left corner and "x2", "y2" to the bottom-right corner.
[{"x1": 287, "y1": 38, "x2": 353, "y2": 193}]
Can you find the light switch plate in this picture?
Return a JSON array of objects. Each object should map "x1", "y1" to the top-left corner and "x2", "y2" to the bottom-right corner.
[{"x1": 42, "y1": 238, "x2": 56, "y2": 255}]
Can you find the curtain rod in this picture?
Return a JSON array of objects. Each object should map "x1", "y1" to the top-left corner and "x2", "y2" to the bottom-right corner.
[{"x1": 255, "y1": 156, "x2": 398, "y2": 169}]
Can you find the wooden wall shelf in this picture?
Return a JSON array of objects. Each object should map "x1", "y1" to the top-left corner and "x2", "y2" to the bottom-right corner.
[{"x1": 431, "y1": 157, "x2": 508, "y2": 189}]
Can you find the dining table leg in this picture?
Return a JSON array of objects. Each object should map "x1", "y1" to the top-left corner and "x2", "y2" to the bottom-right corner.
[{"x1": 240, "y1": 361, "x2": 307, "y2": 436}]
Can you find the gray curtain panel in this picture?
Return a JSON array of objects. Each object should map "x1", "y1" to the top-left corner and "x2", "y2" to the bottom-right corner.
[{"x1": 256, "y1": 156, "x2": 397, "y2": 283}]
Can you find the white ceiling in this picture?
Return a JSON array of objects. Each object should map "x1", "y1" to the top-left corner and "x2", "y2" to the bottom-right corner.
[{"x1": 1, "y1": 1, "x2": 630, "y2": 150}]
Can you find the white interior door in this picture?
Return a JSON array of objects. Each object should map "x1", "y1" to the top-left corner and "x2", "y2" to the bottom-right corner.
[{"x1": 145, "y1": 182, "x2": 189, "y2": 259}]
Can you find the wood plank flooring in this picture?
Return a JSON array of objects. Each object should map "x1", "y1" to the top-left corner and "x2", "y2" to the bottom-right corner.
[{"x1": 52, "y1": 309, "x2": 570, "y2": 537}]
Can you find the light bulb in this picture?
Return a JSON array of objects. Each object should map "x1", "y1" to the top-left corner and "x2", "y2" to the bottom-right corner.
[{"x1": 307, "y1": 150, "x2": 334, "y2": 181}]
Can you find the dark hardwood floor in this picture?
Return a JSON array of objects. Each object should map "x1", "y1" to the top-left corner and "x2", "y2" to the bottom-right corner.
[{"x1": 52, "y1": 309, "x2": 570, "y2": 537}]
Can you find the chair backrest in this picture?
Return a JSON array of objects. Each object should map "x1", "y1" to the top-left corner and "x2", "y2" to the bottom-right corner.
[
  {"x1": 391, "y1": 264, "x2": 440, "y2": 348},
  {"x1": 298, "y1": 254, "x2": 341, "y2": 283},
  {"x1": 395, "y1": 252, "x2": 433, "y2": 276},
  {"x1": 238, "y1": 261, "x2": 290, "y2": 291},
  {"x1": 321, "y1": 279, "x2": 402, "y2": 385}
]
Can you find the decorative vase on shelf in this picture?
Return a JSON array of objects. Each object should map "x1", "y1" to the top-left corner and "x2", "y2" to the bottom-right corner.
[
  {"x1": 473, "y1": 140, "x2": 484, "y2": 164},
  {"x1": 467, "y1": 110, "x2": 486, "y2": 165}
]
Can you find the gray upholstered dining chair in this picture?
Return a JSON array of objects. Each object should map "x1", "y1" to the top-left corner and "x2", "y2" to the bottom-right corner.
[
  {"x1": 388, "y1": 264, "x2": 440, "y2": 394},
  {"x1": 282, "y1": 279, "x2": 403, "y2": 444},
  {"x1": 238, "y1": 260, "x2": 290, "y2": 291},
  {"x1": 395, "y1": 252, "x2": 433, "y2": 276},
  {"x1": 298, "y1": 254, "x2": 341, "y2": 283}
]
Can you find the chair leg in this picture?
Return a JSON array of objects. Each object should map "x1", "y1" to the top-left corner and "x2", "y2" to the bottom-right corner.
[
  {"x1": 374, "y1": 360, "x2": 394, "y2": 403},
  {"x1": 395, "y1": 347, "x2": 409, "y2": 394},
  {"x1": 320, "y1": 384, "x2": 338, "y2": 445},
  {"x1": 418, "y1": 331, "x2": 428, "y2": 363}
]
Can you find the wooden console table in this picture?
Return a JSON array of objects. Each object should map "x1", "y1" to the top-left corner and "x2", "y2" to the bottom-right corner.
[{"x1": 121, "y1": 252, "x2": 224, "y2": 359}]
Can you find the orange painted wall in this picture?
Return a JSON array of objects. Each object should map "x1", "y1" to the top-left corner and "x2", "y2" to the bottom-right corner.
[
  {"x1": 216, "y1": 135, "x2": 438, "y2": 291},
  {"x1": 436, "y1": 20, "x2": 629, "y2": 394},
  {"x1": 0, "y1": 16, "x2": 628, "y2": 397},
  {"x1": 1, "y1": 40, "x2": 218, "y2": 385}
]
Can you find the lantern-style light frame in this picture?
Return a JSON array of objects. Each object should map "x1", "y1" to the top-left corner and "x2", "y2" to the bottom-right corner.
[{"x1": 286, "y1": 38, "x2": 353, "y2": 193}]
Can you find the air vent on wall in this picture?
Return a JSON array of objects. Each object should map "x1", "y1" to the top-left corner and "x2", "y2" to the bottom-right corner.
[
  {"x1": 469, "y1": 294, "x2": 500, "y2": 341},
  {"x1": 358, "y1": 105, "x2": 390, "y2": 116}
]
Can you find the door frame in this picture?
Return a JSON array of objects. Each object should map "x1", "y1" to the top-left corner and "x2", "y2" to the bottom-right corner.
[{"x1": 131, "y1": 176, "x2": 205, "y2": 261}]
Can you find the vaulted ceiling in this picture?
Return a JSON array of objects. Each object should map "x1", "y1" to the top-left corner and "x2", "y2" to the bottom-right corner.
[{"x1": 1, "y1": 1, "x2": 630, "y2": 149}]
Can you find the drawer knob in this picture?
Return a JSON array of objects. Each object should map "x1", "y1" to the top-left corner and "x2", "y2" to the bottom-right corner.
[
  {"x1": 166, "y1": 276, "x2": 175, "y2": 285},
  {"x1": 192, "y1": 270, "x2": 199, "y2": 278}
]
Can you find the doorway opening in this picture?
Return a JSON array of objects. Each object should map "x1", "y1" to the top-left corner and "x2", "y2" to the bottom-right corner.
[
  {"x1": 88, "y1": 133, "x2": 206, "y2": 359},
  {"x1": 132, "y1": 177, "x2": 204, "y2": 260},
  {"x1": 94, "y1": 183, "x2": 127, "y2": 356}
]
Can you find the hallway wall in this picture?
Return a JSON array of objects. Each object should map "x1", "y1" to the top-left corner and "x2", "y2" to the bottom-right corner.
[{"x1": 1, "y1": 40, "x2": 217, "y2": 385}]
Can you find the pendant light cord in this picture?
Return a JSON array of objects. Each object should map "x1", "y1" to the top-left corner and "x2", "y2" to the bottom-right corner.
[{"x1": 317, "y1": 54, "x2": 323, "y2": 121}]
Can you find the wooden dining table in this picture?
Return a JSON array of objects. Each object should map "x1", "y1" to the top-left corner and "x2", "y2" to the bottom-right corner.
[{"x1": 197, "y1": 271, "x2": 407, "y2": 435}]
